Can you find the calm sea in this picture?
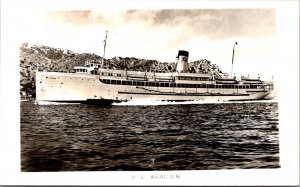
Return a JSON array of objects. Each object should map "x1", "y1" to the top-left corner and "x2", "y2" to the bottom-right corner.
[{"x1": 21, "y1": 100, "x2": 279, "y2": 171}]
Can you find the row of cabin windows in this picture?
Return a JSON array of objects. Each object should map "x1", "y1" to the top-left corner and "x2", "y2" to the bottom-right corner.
[
  {"x1": 101, "y1": 72, "x2": 121, "y2": 77},
  {"x1": 88, "y1": 64, "x2": 101, "y2": 68},
  {"x1": 76, "y1": 69, "x2": 88, "y2": 73},
  {"x1": 177, "y1": 77, "x2": 210, "y2": 81},
  {"x1": 100, "y1": 79, "x2": 261, "y2": 89},
  {"x1": 101, "y1": 73, "x2": 208, "y2": 81}
]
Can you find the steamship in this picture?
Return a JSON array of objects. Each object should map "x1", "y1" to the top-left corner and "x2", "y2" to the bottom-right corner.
[{"x1": 35, "y1": 35, "x2": 274, "y2": 105}]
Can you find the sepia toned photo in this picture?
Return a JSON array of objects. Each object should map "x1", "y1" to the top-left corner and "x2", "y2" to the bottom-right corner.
[
  {"x1": 20, "y1": 8, "x2": 279, "y2": 171},
  {"x1": 1, "y1": 0, "x2": 299, "y2": 186}
]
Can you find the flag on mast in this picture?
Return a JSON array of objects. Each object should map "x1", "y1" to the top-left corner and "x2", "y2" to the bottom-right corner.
[
  {"x1": 232, "y1": 42, "x2": 238, "y2": 64},
  {"x1": 231, "y1": 41, "x2": 238, "y2": 77}
]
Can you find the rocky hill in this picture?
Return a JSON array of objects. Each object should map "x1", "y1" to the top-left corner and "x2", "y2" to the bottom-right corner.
[{"x1": 19, "y1": 43, "x2": 228, "y2": 99}]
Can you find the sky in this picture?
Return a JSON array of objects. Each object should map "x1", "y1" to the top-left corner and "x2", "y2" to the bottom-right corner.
[{"x1": 9, "y1": 7, "x2": 278, "y2": 79}]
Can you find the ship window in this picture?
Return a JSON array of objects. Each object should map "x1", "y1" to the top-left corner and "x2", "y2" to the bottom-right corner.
[
  {"x1": 149, "y1": 82, "x2": 155, "y2": 87},
  {"x1": 178, "y1": 84, "x2": 186, "y2": 88},
  {"x1": 111, "y1": 80, "x2": 117, "y2": 84},
  {"x1": 117, "y1": 74, "x2": 121, "y2": 77},
  {"x1": 133, "y1": 81, "x2": 137, "y2": 86},
  {"x1": 155, "y1": 82, "x2": 159, "y2": 87},
  {"x1": 170, "y1": 83, "x2": 175, "y2": 87},
  {"x1": 116, "y1": 80, "x2": 121, "y2": 85}
]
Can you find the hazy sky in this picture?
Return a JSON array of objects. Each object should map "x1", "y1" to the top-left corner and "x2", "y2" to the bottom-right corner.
[{"x1": 14, "y1": 8, "x2": 277, "y2": 79}]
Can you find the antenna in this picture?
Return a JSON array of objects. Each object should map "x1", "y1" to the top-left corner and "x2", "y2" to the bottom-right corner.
[{"x1": 101, "y1": 30, "x2": 108, "y2": 68}]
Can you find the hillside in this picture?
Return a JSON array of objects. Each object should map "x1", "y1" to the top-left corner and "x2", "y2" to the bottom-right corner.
[{"x1": 19, "y1": 43, "x2": 228, "y2": 98}]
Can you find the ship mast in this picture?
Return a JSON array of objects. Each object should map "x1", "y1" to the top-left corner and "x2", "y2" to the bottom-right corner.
[
  {"x1": 231, "y1": 41, "x2": 238, "y2": 77},
  {"x1": 101, "y1": 30, "x2": 108, "y2": 68}
]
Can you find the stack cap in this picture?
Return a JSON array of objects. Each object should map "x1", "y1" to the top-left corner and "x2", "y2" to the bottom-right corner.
[{"x1": 177, "y1": 50, "x2": 189, "y2": 58}]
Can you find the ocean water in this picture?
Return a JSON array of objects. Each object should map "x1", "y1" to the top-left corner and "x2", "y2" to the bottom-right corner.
[{"x1": 20, "y1": 100, "x2": 280, "y2": 171}]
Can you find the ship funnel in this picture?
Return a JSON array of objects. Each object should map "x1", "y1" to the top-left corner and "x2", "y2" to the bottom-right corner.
[{"x1": 176, "y1": 50, "x2": 189, "y2": 73}]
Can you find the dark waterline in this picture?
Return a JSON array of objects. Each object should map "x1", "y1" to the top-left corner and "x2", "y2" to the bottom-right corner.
[{"x1": 21, "y1": 101, "x2": 280, "y2": 171}]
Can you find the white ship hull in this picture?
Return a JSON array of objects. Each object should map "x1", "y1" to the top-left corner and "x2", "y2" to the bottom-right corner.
[{"x1": 36, "y1": 71, "x2": 272, "y2": 105}]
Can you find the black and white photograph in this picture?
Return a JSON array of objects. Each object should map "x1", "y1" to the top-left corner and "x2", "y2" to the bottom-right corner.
[{"x1": 0, "y1": 0, "x2": 299, "y2": 186}]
